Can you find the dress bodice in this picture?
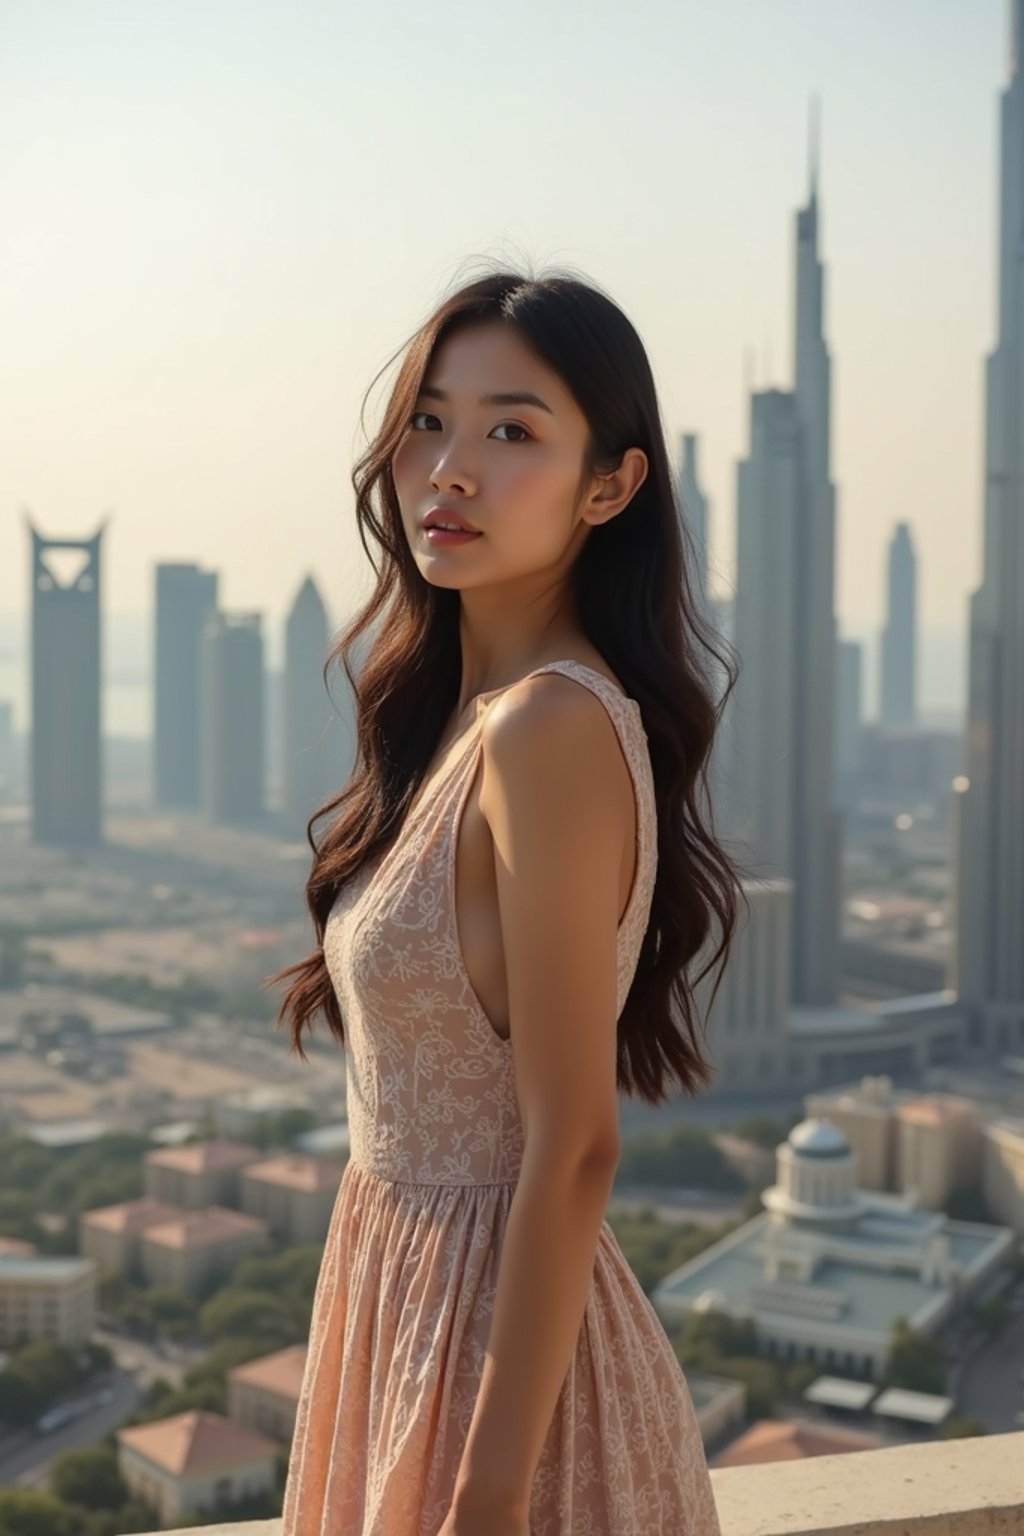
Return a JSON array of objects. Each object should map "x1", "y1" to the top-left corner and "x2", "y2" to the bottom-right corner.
[{"x1": 322, "y1": 660, "x2": 658, "y2": 1185}]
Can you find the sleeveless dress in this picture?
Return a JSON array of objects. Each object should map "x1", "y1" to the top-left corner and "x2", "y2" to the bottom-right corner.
[{"x1": 280, "y1": 660, "x2": 722, "y2": 1536}]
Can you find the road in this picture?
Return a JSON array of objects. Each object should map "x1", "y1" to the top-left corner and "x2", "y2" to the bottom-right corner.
[
  {"x1": 0, "y1": 1326, "x2": 205, "y2": 1492},
  {"x1": 0, "y1": 1371, "x2": 141, "y2": 1489},
  {"x1": 956, "y1": 1291, "x2": 1024, "y2": 1431}
]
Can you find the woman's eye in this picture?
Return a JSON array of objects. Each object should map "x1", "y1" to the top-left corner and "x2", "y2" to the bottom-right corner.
[
  {"x1": 408, "y1": 412, "x2": 530, "y2": 443},
  {"x1": 491, "y1": 422, "x2": 531, "y2": 443}
]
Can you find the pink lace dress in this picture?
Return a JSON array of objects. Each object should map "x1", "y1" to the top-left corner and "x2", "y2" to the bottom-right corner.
[{"x1": 280, "y1": 660, "x2": 722, "y2": 1535}]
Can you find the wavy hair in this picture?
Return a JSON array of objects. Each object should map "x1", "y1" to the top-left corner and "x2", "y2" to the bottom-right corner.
[{"x1": 266, "y1": 260, "x2": 750, "y2": 1105}]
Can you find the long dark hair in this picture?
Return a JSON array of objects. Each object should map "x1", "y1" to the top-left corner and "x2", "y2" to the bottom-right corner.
[{"x1": 266, "y1": 260, "x2": 750, "y2": 1105}]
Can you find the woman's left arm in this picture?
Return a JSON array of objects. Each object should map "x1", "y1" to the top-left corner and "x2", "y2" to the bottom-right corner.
[{"x1": 443, "y1": 676, "x2": 633, "y2": 1529}]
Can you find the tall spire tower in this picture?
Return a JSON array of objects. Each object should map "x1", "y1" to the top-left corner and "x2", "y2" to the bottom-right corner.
[
  {"x1": 956, "y1": 2, "x2": 1024, "y2": 1052},
  {"x1": 724, "y1": 100, "x2": 841, "y2": 1004}
]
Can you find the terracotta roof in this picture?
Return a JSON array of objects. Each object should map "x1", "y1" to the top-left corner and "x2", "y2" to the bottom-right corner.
[
  {"x1": 229, "y1": 1343, "x2": 308, "y2": 1400},
  {"x1": 145, "y1": 1140, "x2": 262, "y2": 1174},
  {"x1": 80, "y1": 1197, "x2": 184, "y2": 1234},
  {"x1": 712, "y1": 1418, "x2": 882, "y2": 1467},
  {"x1": 142, "y1": 1206, "x2": 269, "y2": 1251},
  {"x1": 898, "y1": 1096, "x2": 974, "y2": 1128},
  {"x1": 242, "y1": 1155, "x2": 344, "y2": 1192},
  {"x1": 117, "y1": 1408, "x2": 277, "y2": 1476},
  {"x1": 0, "y1": 1236, "x2": 37, "y2": 1256}
]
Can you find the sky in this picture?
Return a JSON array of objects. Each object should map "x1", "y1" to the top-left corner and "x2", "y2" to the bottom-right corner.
[{"x1": 0, "y1": 0, "x2": 1009, "y2": 726}]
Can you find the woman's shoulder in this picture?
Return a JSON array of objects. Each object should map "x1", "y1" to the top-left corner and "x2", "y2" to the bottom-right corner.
[{"x1": 479, "y1": 668, "x2": 638, "y2": 814}]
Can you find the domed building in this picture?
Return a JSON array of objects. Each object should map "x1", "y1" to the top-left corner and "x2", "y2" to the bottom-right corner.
[{"x1": 654, "y1": 1116, "x2": 1015, "y2": 1380}]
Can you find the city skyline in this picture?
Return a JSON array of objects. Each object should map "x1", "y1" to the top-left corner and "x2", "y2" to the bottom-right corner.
[{"x1": 0, "y1": 1, "x2": 1005, "y2": 656}]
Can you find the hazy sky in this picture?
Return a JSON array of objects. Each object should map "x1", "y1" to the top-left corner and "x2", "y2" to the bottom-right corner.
[{"x1": 0, "y1": 1, "x2": 1007, "y2": 687}]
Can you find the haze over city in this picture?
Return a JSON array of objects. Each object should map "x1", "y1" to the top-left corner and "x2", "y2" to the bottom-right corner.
[{"x1": 0, "y1": 0, "x2": 1007, "y2": 730}]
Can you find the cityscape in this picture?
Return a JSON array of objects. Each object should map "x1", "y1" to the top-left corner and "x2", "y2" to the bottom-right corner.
[{"x1": 2, "y1": 4, "x2": 1024, "y2": 1535}]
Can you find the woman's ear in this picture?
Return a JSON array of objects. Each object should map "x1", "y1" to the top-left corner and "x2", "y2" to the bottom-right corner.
[{"x1": 583, "y1": 447, "x2": 649, "y2": 527}]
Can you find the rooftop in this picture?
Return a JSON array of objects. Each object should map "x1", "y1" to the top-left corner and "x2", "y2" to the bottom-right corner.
[
  {"x1": 146, "y1": 1140, "x2": 262, "y2": 1174},
  {"x1": 80, "y1": 1196, "x2": 184, "y2": 1234},
  {"x1": 242, "y1": 1155, "x2": 344, "y2": 1192},
  {"x1": 117, "y1": 1409, "x2": 278, "y2": 1476},
  {"x1": 142, "y1": 1207, "x2": 269, "y2": 1251},
  {"x1": 711, "y1": 1417, "x2": 882, "y2": 1467},
  {"x1": 897, "y1": 1096, "x2": 975, "y2": 1127},
  {"x1": 654, "y1": 1206, "x2": 1014, "y2": 1340},
  {"x1": 229, "y1": 1344, "x2": 308, "y2": 1400},
  {"x1": 0, "y1": 1253, "x2": 96, "y2": 1283}
]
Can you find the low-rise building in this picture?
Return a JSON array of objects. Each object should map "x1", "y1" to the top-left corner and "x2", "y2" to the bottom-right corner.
[
  {"x1": 653, "y1": 1118, "x2": 1015, "y2": 1380},
  {"x1": 228, "y1": 1344, "x2": 308, "y2": 1441},
  {"x1": 895, "y1": 1095, "x2": 982, "y2": 1211},
  {"x1": 145, "y1": 1140, "x2": 262, "y2": 1210},
  {"x1": 804, "y1": 1075, "x2": 915, "y2": 1191},
  {"x1": 239, "y1": 1155, "x2": 343, "y2": 1245},
  {"x1": 79, "y1": 1197, "x2": 185, "y2": 1280},
  {"x1": 982, "y1": 1118, "x2": 1024, "y2": 1234},
  {"x1": 685, "y1": 1371, "x2": 747, "y2": 1450},
  {"x1": 711, "y1": 1417, "x2": 882, "y2": 1467},
  {"x1": 140, "y1": 1208, "x2": 270, "y2": 1300},
  {"x1": 116, "y1": 1408, "x2": 278, "y2": 1525},
  {"x1": 0, "y1": 1254, "x2": 97, "y2": 1345},
  {"x1": 213, "y1": 1086, "x2": 311, "y2": 1138}
]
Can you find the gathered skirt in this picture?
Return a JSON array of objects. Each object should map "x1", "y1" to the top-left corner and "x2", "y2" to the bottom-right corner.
[{"x1": 280, "y1": 1158, "x2": 722, "y2": 1535}]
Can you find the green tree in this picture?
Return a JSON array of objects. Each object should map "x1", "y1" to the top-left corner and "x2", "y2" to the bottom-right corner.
[
  {"x1": 198, "y1": 1287, "x2": 298, "y2": 1347},
  {"x1": 975, "y1": 1295, "x2": 1009, "y2": 1339},
  {"x1": 4, "y1": 1341, "x2": 78, "y2": 1412},
  {"x1": 676, "y1": 1308, "x2": 758, "y2": 1360},
  {"x1": 885, "y1": 1317, "x2": 946, "y2": 1394},
  {"x1": 732, "y1": 1112, "x2": 800, "y2": 1149},
  {"x1": 0, "y1": 1489, "x2": 80, "y2": 1536},
  {"x1": 49, "y1": 1445, "x2": 126, "y2": 1511},
  {"x1": 942, "y1": 1415, "x2": 988, "y2": 1439},
  {"x1": 615, "y1": 1125, "x2": 744, "y2": 1192}
]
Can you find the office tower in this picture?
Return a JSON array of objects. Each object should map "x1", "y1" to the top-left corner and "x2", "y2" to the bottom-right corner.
[
  {"x1": 677, "y1": 432, "x2": 711, "y2": 608},
  {"x1": 836, "y1": 638, "x2": 864, "y2": 806},
  {"x1": 154, "y1": 563, "x2": 219, "y2": 809},
  {"x1": 693, "y1": 877, "x2": 792, "y2": 1093},
  {"x1": 879, "y1": 523, "x2": 917, "y2": 726},
  {"x1": 200, "y1": 613, "x2": 264, "y2": 826},
  {"x1": 0, "y1": 701, "x2": 12, "y2": 782},
  {"x1": 27, "y1": 519, "x2": 104, "y2": 845},
  {"x1": 282, "y1": 575, "x2": 333, "y2": 834},
  {"x1": 722, "y1": 104, "x2": 841, "y2": 1005},
  {"x1": 957, "y1": 1, "x2": 1024, "y2": 1053}
]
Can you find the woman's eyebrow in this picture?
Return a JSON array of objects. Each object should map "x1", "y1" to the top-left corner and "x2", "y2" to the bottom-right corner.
[{"x1": 418, "y1": 383, "x2": 554, "y2": 415}]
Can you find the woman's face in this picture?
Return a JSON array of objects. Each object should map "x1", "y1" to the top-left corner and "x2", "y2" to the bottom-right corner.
[{"x1": 392, "y1": 322, "x2": 595, "y2": 590}]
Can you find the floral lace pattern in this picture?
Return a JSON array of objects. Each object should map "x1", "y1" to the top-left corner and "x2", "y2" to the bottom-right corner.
[{"x1": 281, "y1": 661, "x2": 722, "y2": 1535}]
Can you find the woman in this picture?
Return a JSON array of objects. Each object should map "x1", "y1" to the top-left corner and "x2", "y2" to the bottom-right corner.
[{"x1": 269, "y1": 264, "x2": 746, "y2": 1535}]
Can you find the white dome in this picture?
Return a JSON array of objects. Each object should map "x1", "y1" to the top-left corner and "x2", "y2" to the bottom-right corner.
[{"x1": 787, "y1": 1117, "x2": 850, "y2": 1158}]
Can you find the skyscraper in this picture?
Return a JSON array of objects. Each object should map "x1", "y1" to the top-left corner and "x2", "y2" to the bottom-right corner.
[
  {"x1": 957, "y1": 1, "x2": 1024, "y2": 1054},
  {"x1": 677, "y1": 431, "x2": 711, "y2": 608},
  {"x1": 879, "y1": 523, "x2": 917, "y2": 726},
  {"x1": 200, "y1": 612, "x2": 265, "y2": 827},
  {"x1": 282, "y1": 575, "x2": 333, "y2": 834},
  {"x1": 835, "y1": 637, "x2": 864, "y2": 807},
  {"x1": 28, "y1": 519, "x2": 104, "y2": 846},
  {"x1": 722, "y1": 103, "x2": 841, "y2": 1005},
  {"x1": 154, "y1": 563, "x2": 219, "y2": 809}
]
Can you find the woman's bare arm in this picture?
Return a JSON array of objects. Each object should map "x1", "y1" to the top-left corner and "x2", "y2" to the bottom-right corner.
[{"x1": 448, "y1": 675, "x2": 632, "y2": 1520}]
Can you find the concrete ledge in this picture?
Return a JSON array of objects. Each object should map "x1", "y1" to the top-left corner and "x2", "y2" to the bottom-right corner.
[
  {"x1": 162, "y1": 1525, "x2": 280, "y2": 1536},
  {"x1": 709, "y1": 1430, "x2": 1024, "y2": 1535},
  {"x1": 153, "y1": 1432, "x2": 1024, "y2": 1536}
]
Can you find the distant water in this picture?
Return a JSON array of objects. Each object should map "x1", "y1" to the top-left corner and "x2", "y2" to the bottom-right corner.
[
  {"x1": 0, "y1": 610, "x2": 966, "y2": 741},
  {"x1": 0, "y1": 611, "x2": 150, "y2": 738}
]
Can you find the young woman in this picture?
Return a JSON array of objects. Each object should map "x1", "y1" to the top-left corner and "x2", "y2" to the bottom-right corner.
[{"x1": 270, "y1": 265, "x2": 745, "y2": 1535}]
